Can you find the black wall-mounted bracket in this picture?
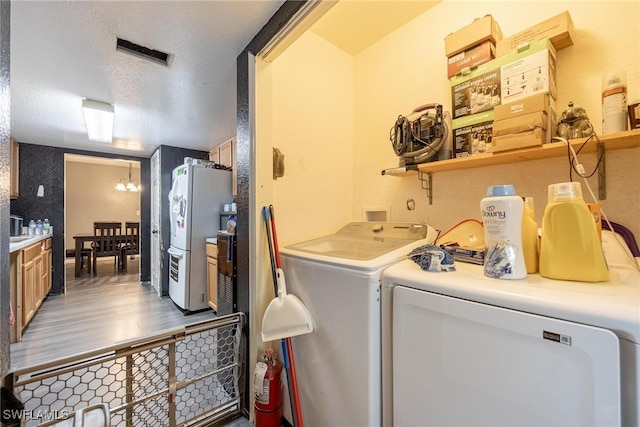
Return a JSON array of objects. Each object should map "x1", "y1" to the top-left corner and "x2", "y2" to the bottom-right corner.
[{"x1": 418, "y1": 171, "x2": 433, "y2": 205}]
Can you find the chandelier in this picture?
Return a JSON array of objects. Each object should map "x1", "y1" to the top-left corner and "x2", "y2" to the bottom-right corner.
[{"x1": 116, "y1": 162, "x2": 140, "y2": 192}]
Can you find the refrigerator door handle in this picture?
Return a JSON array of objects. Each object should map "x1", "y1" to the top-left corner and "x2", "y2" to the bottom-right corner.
[{"x1": 168, "y1": 247, "x2": 184, "y2": 259}]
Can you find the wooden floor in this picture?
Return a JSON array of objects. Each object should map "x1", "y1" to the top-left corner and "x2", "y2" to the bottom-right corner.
[
  {"x1": 10, "y1": 257, "x2": 252, "y2": 426},
  {"x1": 10, "y1": 257, "x2": 217, "y2": 369}
]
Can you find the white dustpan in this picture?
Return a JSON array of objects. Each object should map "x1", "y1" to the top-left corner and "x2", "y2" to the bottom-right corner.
[{"x1": 261, "y1": 268, "x2": 314, "y2": 342}]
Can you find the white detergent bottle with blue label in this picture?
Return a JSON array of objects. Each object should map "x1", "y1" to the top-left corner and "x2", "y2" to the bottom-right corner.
[{"x1": 480, "y1": 185, "x2": 527, "y2": 279}]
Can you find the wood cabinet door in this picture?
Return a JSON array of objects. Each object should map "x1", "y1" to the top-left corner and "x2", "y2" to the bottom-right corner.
[
  {"x1": 219, "y1": 141, "x2": 232, "y2": 168},
  {"x1": 22, "y1": 260, "x2": 36, "y2": 326},
  {"x1": 42, "y1": 248, "x2": 52, "y2": 296},
  {"x1": 34, "y1": 254, "x2": 43, "y2": 310},
  {"x1": 207, "y1": 250, "x2": 218, "y2": 311},
  {"x1": 10, "y1": 138, "x2": 19, "y2": 199},
  {"x1": 209, "y1": 147, "x2": 220, "y2": 163}
]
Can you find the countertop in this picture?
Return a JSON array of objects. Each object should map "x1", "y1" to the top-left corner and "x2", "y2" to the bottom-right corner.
[
  {"x1": 206, "y1": 237, "x2": 217, "y2": 245},
  {"x1": 9, "y1": 233, "x2": 52, "y2": 253}
]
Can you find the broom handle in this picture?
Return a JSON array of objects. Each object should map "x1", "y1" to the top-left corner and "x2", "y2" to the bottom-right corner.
[
  {"x1": 269, "y1": 205, "x2": 282, "y2": 269},
  {"x1": 262, "y1": 207, "x2": 278, "y2": 293},
  {"x1": 263, "y1": 207, "x2": 297, "y2": 426},
  {"x1": 269, "y1": 205, "x2": 304, "y2": 427}
]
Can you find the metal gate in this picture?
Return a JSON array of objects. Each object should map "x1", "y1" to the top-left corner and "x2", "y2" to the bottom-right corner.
[{"x1": 4, "y1": 313, "x2": 245, "y2": 427}]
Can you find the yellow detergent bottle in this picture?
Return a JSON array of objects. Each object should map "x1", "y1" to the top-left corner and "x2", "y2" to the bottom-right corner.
[
  {"x1": 522, "y1": 197, "x2": 539, "y2": 274},
  {"x1": 539, "y1": 182, "x2": 609, "y2": 282}
]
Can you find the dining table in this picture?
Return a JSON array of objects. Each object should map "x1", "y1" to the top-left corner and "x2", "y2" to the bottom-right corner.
[{"x1": 72, "y1": 233, "x2": 129, "y2": 276}]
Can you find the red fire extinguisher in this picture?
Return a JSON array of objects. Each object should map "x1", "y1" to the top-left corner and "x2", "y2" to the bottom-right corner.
[{"x1": 254, "y1": 348, "x2": 283, "y2": 427}]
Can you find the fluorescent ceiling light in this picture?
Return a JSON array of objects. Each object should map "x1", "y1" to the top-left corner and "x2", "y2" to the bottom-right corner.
[{"x1": 82, "y1": 98, "x2": 114, "y2": 143}]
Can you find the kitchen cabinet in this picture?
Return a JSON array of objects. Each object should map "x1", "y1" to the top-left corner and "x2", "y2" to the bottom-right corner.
[
  {"x1": 209, "y1": 137, "x2": 237, "y2": 195},
  {"x1": 42, "y1": 241, "x2": 52, "y2": 298},
  {"x1": 206, "y1": 242, "x2": 218, "y2": 311},
  {"x1": 209, "y1": 147, "x2": 220, "y2": 164},
  {"x1": 218, "y1": 140, "x2": 233, "y2": 168},
  {"x1": 12, "y1": 237, "x2": 52, "y2": 341},
  {"x1": 10, "y1": 138, "x2": 19, "y2": 199},
  {"x1": 21, "y1": 238, "x2": 51, "y2": 327}
]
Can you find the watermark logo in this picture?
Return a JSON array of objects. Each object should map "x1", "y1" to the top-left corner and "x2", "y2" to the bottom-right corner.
[{"x1": 1, "y1": 409, "x2": 71, "y2": 423}]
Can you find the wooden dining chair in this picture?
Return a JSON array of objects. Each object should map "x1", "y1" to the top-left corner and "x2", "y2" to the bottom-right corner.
[
  {"x1": 92, "y1": 221, "x2": 122, "y2": 274},
  {"x1": 119, "y1": 222, "x2": 139, "y2": 271}
]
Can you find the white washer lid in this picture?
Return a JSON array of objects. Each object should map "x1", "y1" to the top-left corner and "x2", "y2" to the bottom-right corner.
[
  {"x1": 281, "y1": 222, "x2": 438, "y2": 270},
  {"x1": 284, "y1": 222, "x2": 434, "y2": 261}
]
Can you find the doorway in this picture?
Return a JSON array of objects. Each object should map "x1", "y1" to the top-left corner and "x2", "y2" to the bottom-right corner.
[{"x1": 64, "y1": 154, "x2": 141, "y2": 287}]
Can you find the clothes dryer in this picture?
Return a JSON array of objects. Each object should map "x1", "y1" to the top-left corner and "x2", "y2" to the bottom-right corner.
[{"x1": 381, "y1": 234, "x2": 640, "y2": 426}]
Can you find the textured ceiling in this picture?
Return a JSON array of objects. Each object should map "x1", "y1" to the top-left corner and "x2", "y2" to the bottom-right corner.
[{"x1": 10, "y1": 1, "x2": 285, "y2": 158}]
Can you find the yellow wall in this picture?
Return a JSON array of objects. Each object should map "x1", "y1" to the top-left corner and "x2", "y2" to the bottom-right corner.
[
  {"x1": 351, "y1": 0, "x2": 640, "y2": 240},
  {"x1": 267, "y1": 31, "x2": 355, "y2": 246},
  {"x1": 263, "y1": 0, "x2": 640, "y2": 251}
]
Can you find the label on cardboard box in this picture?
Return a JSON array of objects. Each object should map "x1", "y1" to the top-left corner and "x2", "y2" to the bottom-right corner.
[
  {"x1": 445, "y1": 15, "x2": 503, "y2": 57},
  {"x1": 451, "y1": 69, "x2": 501, "y2": 119},
  {"x1": 453, "y1": 111, "x2": 494, "y2": 157},
  {"x1": 501, "y1": 47, "x2": 557, "y2": 104},
  {"x1": 447, "y1": 40, "x2": 495, "y2": 78},
  {"x1": 451, "y1": 38, "x2": 557, "y2": 120},
  {"x1": 496, "y1": 11, "x2": 575, "y2": 57}
]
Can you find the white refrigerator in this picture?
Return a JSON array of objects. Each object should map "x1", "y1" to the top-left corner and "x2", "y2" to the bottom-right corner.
[{"x1": 167, "y1": 162, "x2": 231, "y2": 313}]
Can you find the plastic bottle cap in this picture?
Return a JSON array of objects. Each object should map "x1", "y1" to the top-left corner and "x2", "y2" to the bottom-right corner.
[
  {"x1": 548, "y1": 182, "x2": 583, "y2": 201},
  {"x1": 486, "y1": 185, "x2": 516, "y2": 197}
]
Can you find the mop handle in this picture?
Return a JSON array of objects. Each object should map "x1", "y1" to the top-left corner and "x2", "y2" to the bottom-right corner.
[{"x1": 286, "y1": 337, "x2": 304, "y2": 427}]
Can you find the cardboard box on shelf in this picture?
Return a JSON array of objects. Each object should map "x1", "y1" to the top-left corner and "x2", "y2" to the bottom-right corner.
[
  {"x1": 500, "y1": 39, "x2": 557, "y2": 105},
  {"x1": 496, "y1": 11, "x2": 575, "y2": 57},
  {"x1": 452, "y1": 111, "x2": 495, "y2": 157},
  {"x1": 494, "y1": 93, "x2": 557, "y2": 142},
  {"x1": 451, "y1": 38, "x2": 556, "y2": 120},
  {"x1": 494, "y1": 93, "x2": 555, "y2": 120},
  {"x1": 492, "y1": 127, "x2": 545, "y2": 152},
  {"x1": 447, "y1": 40, "x2": 496, "y2": 78},
  {"x1": 492, "y1": 111, "x2": 548, "y2": 136},
  {"x1": 445, "y1": 15, "x2": 503, "y2": 57},
  {"x1": 451, "y1": 67, "x2": 501, "y2": 119}
]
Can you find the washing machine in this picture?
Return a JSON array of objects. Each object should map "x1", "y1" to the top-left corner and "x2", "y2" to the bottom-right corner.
[
  {"x1": 280, "y1": 222, "x2": 438, "y2": 427},
  {"x1": 381, "y1": 230, "x2": 640, "y2": 426}
]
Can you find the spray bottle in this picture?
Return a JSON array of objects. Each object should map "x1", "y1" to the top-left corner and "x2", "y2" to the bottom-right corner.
[{"x1": 602, "y1": 71, "x2": 628, "y2": 134}]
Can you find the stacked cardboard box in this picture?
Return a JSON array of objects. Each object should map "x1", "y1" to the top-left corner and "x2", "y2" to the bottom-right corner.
[
  {"x1": 445, "y1": 15, "x2": 502, "y2": 79},
  {"x1": 449, "y1": 38, "x2": 557, "y2": 156},
  {"x1": 496, "y1": 11, "x2": 575, "y2": 57},
  {"x1": 492, "y1": 93, "x2": 557, "y2": 152},
  {"x1": 452, "y1": 111, "x2": 495, "y2": 158},
  {"x1": 445, "y1": 15, "x2": 502, "y2": 157}
]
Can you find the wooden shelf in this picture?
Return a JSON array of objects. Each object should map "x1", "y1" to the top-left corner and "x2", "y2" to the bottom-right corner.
[{"x1": 382, "y1": 129, "x2": 640, "y2": 176}]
